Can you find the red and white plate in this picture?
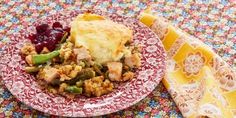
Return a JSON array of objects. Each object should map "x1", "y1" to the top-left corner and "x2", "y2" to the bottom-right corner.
[{"x1": 0, "y1": 10, "x2": 166, "y2": 117}]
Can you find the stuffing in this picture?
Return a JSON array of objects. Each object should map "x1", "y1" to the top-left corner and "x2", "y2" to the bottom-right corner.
[
  {"x1": 20, "y1": 43, "x2": 37, "y2": 55},
  {"x1": 58, "y1": 65, "x2": 73, "y2": 75},
  {"x1": 69, "y1": 65, "x2": 82, "y2": 78},
  {"x1": 57, "y1": 64, "x2": 82, "y2": 81},
  {"x1": 59, "y1": 83, "x2": 68, "y2": 93},
  {"x1": 84, "y1": 76, "x2": 114, "y2": 97},
  {"x1": 122, "y1": 71, "x2": 134, "y2": 81},
  {"x1": 25, "y1": 55, "x2": 33, "y2": 66},
  {"x1": 60, "y1": 74, "x2": 72, "y2": 81},
  {"x1": 59, "y1": 42, "x2": 74, "y2": 61},
  {"x1": 48, "y1": 86, "x2": 58, "y2": 94}
]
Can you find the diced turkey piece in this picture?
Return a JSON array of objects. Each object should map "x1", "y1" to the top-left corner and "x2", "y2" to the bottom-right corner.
[
  {"x1": 73, "y1": 47, "x2": 91, "y2": 62},
  {"x1": 38, "y1": 66, "x2": 59, "y2": 83},
  {"x1": 124, "y1": 53, "x2": 141, "y2": 68},
  {"x1": 107, "y1": 62, "x2": 123, "y2": 81}
]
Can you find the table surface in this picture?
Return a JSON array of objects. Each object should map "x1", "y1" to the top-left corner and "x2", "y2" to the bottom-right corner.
[{"x1": 0, "y1": 0, "x2": 235, "y2": 117}]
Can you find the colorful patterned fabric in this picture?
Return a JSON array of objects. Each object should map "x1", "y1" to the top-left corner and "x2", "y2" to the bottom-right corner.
[
  {"x1": 0, "y1": 0, "x2": 235, "y2": 117},
  {"x1": 140, "y1": 8, "x2": 236, "y2": 117}
]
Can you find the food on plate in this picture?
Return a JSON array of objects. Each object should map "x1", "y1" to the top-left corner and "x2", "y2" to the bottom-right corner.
[
  {"x1": 21, "y1": 13, "x2": 141, "y2": 98},
  {"x1": 70, "y1": 14, "x2": 133, "y2": 64}
]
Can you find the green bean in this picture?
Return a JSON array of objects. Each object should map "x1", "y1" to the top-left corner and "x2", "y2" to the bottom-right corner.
[
  {"x1": 93, "y1": 63, "x2": 103, "y2": 75},
  {"x1": 65, "y1": 86, "x2": 82, "y2": 94},
  {"x1": 104, "y1": 71, "x2": 109, "y2": 79},
  {"x1": 76, "y1": 68, "x2": 95, "y2": 80},
  {"x1": 76, "y1": 80, "x2": 83, "y2": 87},
  {"x1": 60, "y1": 32, "x2": 68, "y2": 43},
  {"x1": 55, "y1": 32, "x2": 69, "y2": 50},
  {"x1": 32, "y1": 50, "x2": 59, "y2": 65},
  {"x1": 82, "y1": 59, "x2": 92, "y2": 67}
]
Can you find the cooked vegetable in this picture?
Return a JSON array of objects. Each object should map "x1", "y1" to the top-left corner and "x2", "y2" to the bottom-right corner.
[
  {"x1": 94, "y1": 63, "x2": 102, "y2": 69},
  {"x1": 82, "y1": 60, "x2": 92, "y2": 67},
  {"x1": 104, "y1": 71, "x2": 109, "y2": 79},
  {"x1": 64, "y1": 68, "x2": 95, "y2": 85},
  {"x1": 93, "y1": 63, "x2": 103, "y2": 75},
  {"x1": 54, "y1": 32, "x2": 69, "y2": 50},
  {"x1": 60, "y1": 32, "x2": 68, "y2": 43},
  {"x1": 30, "y1": 50, "x2": 60, "y2": 65},
  {"x1": 21, "y1": 16, "x2": 142, "y2": 98},
  {"x1": 76, "y1": 80, "x2": 83, "y2": 87},
  {"x1": 76, "y1": 68, "x2": 95, "y2": 80},
  {"x1": 25, "y1": 66, "x2": 40, "y2": 73},
  {"x1": 78, "y1": 61, "x2": 85, "y2": 68},
  {"x1": 65, "y1": 86, "x2": 83, "y2": 94}
]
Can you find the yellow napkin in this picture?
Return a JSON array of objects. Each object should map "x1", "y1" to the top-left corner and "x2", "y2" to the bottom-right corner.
[{"x1": 139, "y1": 9, "x2": 236, "y2": 118}]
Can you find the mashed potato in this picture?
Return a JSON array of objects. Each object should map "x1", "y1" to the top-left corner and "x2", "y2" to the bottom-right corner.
[{"x1": 70, "y1": 13, "x2": 133, "y2": 64}]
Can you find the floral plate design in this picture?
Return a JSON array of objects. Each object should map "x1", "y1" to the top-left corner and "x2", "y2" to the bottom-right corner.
[{"x1": 0, "y1": 10, "x2": 166, "y2": 117}]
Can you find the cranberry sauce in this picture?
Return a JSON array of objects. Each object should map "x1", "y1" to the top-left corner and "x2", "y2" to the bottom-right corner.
[{"x1": 28, "y1": 22, "x2": 70, "y2": 53}]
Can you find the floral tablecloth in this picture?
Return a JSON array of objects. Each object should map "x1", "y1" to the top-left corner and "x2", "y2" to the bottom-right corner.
[{"x1": 0, "y1": 0, "x2": 235, "y2": 117}]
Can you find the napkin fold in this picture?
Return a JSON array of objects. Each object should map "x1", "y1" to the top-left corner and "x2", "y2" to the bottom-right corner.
[{"x1": 139, "y1": 9, "x2": 236, "y2": 118}]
